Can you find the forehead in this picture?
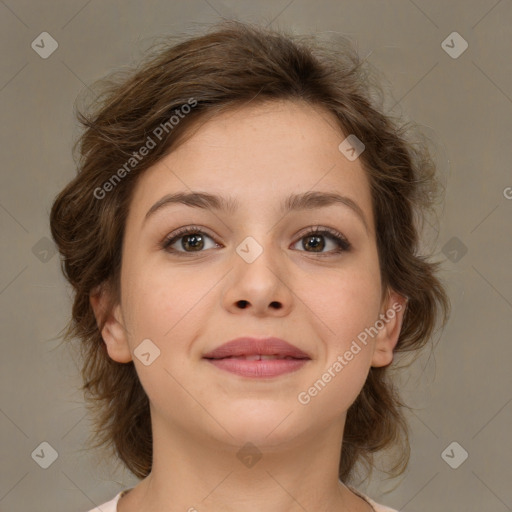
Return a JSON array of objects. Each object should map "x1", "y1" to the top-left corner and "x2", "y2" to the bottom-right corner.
[
  {"x1": 128, "y1": 99, "x2": 374, "y2": 229},
  {"x1": 174, "y1": 99, "x2": 351, "y2": 169}
]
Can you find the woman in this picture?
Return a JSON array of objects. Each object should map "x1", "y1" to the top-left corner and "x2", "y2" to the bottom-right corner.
[{"x1": 50, "y1": 20, "x2": 450, "y2": 512}]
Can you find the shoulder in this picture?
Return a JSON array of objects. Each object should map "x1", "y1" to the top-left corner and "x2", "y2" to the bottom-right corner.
[
  {"x1": 86, "y1": 489, "x2": 130, "y2": 512},
  {"x1": 366, "y1": 498, "x2": 400, "y2": 512},
  {"x1": 346, "y1": 485, "x2": 399, "y2": 512}
]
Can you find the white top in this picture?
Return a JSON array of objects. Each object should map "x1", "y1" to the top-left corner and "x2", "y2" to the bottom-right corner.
[{"x1": 87, "y1": 487, "x2": 399, "y2": 511}]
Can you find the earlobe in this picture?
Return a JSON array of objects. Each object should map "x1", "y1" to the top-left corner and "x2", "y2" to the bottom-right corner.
[
  {"x1": 371, "y1": 289, "x2": 408, "y2": 368},
  {"x1": 89, "y1": 287, "x2": 133, "y2": 364}
]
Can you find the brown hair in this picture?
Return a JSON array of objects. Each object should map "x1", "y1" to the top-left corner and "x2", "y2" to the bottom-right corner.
[{"x1": 49, "y1": 19, "x2": 450, "y2": 485}]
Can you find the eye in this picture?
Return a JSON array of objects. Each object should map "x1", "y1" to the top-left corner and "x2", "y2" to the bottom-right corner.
[
  {"x1": 160, "y1": 225, "x2": 351, "y2": 257},
  {"x1": 291, "y1": 227, "x2": 351, "y2": 255},
  {"x1": 161, "y1": 226, "x2": 220, "y2": 255}
]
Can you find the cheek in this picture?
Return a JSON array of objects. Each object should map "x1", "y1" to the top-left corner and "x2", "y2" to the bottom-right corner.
[
  {"x1": 302, "y1": 262, "x2": 382, "y2": 341},
  {"x1": 121, "y1": 260, "x2": 214, "y2": 350},
  {"x1": 300, "y1": 357, "x2": 370, "y2": 419},
  {"x1": 312, "y1": 266, "x2": 381, "y2": 408},
  {"x1": 118, "y1": 264, "x2": 208, "y2": 410}
]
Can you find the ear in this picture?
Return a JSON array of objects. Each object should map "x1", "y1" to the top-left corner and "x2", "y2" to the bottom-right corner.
[
  {"x1": 371, "y1": 288, "x2": 408, "y2": 368},
  {"x1": 89, "y1": 284, "x2": 132, "y2": 363}
]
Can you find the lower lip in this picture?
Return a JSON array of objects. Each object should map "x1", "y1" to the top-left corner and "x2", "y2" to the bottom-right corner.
[{"x1": 205, "y1": 358, "x2": 309, "y2": 378}]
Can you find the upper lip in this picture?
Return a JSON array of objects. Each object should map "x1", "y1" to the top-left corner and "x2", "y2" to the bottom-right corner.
[{"x1": 202, "y1": 337, "x2": 311, "y2": 359}]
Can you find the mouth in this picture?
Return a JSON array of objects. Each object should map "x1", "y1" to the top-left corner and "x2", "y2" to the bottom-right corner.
[
  {"x1": 202, "y1": 337, "x2": 311, "y2": 378},
  {"x1": 202, "y1": 336, "x2": 311, "y2": 359},
  {"x1": 206, "y1": 354, "x2": 305, "y2": 361},
  {"x1": 204, "y1": 356, "x2": 309, "y2": 378}
]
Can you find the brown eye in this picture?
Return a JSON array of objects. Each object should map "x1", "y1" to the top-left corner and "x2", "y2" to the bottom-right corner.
[
  {"x1": 292, "y1": 228, "x2": 351, "y2": 255},
  {"x1": 302, "y1": 233, "x2": 326, "y2": 252},
  {"x1": 178, "y1": 233, "x2": 206, "y2": 251},
  {"x1": 162, "y1": 227, "x2": 219, "y2": 255}
]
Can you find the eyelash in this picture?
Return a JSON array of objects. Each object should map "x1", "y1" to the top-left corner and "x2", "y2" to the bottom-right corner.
[{"x1": 160, "y1": 225, "x2": 352, "y2": 257}]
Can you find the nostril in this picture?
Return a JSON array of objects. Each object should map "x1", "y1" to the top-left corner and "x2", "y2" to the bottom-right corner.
[{"x1": 235, "y1": 300, "x2": 282, "y2": 309}]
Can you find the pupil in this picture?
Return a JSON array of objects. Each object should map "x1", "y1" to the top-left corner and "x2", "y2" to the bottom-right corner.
[
  {"x1": 305, "y1": 235, "x2": 324, "y2": 252},
  {"x1": 184, "y1": 234, "x2": 203, "y2": 251}
]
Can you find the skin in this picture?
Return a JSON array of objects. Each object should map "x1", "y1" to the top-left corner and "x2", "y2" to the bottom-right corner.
[{"x1": 90, "y1": 99, "x2": 406, "y2": 512}]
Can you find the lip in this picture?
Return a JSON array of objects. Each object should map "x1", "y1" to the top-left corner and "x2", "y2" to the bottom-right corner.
[
  {"x1": 202, "y1": 337, "x2": 311, "y2": 378},
  {"x1": 202, "y1": 337, "x2": 311, "y2": 359}
]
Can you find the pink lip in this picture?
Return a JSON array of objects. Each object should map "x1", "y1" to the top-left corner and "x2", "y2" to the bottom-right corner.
[
  {"x1": 202, "y1": 337, "x2": 311, "y2": 359},
  {"x1": 202, "y1": 337, "x2": 311, "y2": 378}
]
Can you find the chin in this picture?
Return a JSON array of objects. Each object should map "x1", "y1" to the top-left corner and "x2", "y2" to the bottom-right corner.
[{"x1": 218, "y1": 406, "x2": 308, "y2": 447}]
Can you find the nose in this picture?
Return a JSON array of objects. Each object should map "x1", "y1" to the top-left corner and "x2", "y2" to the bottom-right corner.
[{"x1": 221, "y1": 239, "x2": 293, "y2": 317}]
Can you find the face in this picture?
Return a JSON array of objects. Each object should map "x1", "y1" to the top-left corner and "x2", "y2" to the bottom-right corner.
[{"x1": 93, "y1": 100, "x2": 406, "y2": 449}]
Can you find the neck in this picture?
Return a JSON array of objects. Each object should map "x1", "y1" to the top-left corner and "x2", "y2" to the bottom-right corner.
[{"x1": 118, "y1": 411, "x2": 372, "y2": 512}]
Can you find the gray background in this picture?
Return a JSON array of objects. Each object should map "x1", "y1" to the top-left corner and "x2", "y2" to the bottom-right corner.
[{"x1": 1, "y1": 1, "x2": 511, "y2": 511}]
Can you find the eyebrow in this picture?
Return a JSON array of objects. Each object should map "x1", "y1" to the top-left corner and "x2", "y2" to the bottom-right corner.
[{"x1": 144, "y1": 190, "x2": 369, "y2": 232}]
